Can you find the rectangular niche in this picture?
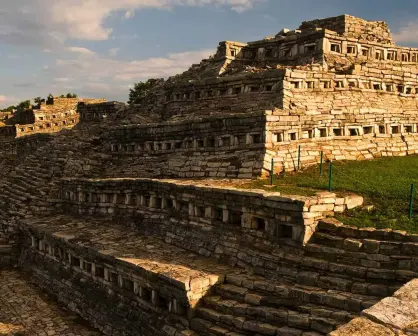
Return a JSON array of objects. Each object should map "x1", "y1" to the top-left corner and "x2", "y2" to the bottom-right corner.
[
  {"x1": 318, "y1": 128, "x2": 327, "y2": 138},
  {"x1": 276, "y1": 224, "x2": 293, "y2": 239},
  {"x1": 250, "y1": 216, "x2": 266, "y2": 231},
  {"x1": 273, "y1": 132, "x2": 285, "y2": 143},
  {"x1": 228, "y1": 211, "x2": 242, "y2": 227},
  {"x1": 404, "y1": 125, "x2": 414, "y2": 133},
  {"x1": 220, "y1": 136, "x2": 231, "y2": 147},
  {"x1": 347, "y1": 45, "x2": 356, "y2": 54},
  {"x1": 330, "y1": 43, "x2": 341, "y2": 53},
  {"x1": 348, "y1": 127, "x2": 361, "y2": 136},
  {"x1": 363, "y1": 126, "x2": 374, "y2": 135},
  {"x1": 391, "y1": 125, "x2": 400, "y2": 134},
  {"x1": 378, "y1": 125, "x2": 386, "y2": 134},
  {"x1": 250, "y1": 133, "x2": 262, "y2": 144},
  {"x1": 288, "y1": 131, "x2": 298, "y2": 141}
]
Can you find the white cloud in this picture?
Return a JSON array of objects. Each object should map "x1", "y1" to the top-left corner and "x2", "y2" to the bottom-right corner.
[
  {"x1": 124, "y1": 10, "x2": 135, "y2": 19},
  {"x1": 393, "y1": 21, "x2": 418, "y2": 44},
  {"x1": 8, "y1": 48, "x2": 214, "y2": 103},
  {"x1": 52, "y1": 48, "x2": 213, "y2": 83},
  {"x1": 108, "y1": 48, "x2": 120, "y2": 57},
  {"x1": 67, "y1": 46, "x2": 96, "y2": 55},
  {"x1": 54, "y1": 77, "x2": 70, "y2": 83},
  {"x1": 0, "y1": 0, "x2": 260, "y2": 44},
  {"x1": 0, "y1": 95, "x2": 19, "y2": 108}
]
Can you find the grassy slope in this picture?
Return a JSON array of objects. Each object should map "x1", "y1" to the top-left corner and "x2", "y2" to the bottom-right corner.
[{"x1": 241, "y1": 156, "x2": 418, "y2": 233}]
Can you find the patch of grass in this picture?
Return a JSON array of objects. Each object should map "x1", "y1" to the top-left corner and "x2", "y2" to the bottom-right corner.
[{"x1": 240, "y1": 156, "x2": 418, "y2": 233}]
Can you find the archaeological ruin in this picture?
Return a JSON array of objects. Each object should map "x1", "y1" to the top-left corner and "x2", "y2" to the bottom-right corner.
[{"x1": 0, "y1": 14, "x2": 418, "y2": 336}]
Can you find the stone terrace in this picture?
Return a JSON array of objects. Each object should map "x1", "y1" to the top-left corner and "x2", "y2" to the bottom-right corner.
[
  {"x1": 1, "y1": 13, "x2": 418, "y2": 336},
  {"x1": 0, "y1": 269, "x2": 101, "y2": 336}
]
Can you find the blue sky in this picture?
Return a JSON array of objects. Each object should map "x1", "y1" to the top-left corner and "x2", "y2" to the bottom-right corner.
[{"x1": 1, "y1": 0, "x2": 418, "y2": 108}]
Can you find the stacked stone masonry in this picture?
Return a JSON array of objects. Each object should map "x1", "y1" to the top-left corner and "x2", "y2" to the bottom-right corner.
[
  {"x1": 0, "y1": 14, "x2": 418, "y2": 336},
  {"x1": 0, "y1": 97, "x2": 106, "y2": 140}
]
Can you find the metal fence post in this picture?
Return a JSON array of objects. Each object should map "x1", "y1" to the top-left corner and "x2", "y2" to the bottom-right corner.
[
  {"x1": 409, "y1": 184, "x2": 415, "y2": 219},
  {"x1": 328, "y1": 162, "x2": 333, "y2": 192}
]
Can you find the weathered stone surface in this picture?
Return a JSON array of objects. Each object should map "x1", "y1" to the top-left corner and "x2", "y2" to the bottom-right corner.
[
  {"x1": 0, "y1": 270, "x2": 101, "y2": 335},
  {"x1": 0, "y1": 13, "x2": 418, "y2": 336},
  {"x1": 363, "y1": 279, "x2": 418, "y2": 331},
  {"x1": 329, "y1": 317, "x2": 402, "y2": 336}
]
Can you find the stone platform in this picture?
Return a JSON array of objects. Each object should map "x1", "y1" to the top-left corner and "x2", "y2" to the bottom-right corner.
[{"x1": 0, "y1": 269, "x2": 102, "y2": 336}]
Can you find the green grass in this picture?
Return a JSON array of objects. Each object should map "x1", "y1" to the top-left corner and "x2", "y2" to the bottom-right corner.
[{"x1": 240, "y1": 156, "x2": 418, "y2": 233}]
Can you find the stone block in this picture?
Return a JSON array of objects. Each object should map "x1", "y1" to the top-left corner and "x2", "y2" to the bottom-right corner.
[{"x1": 344, "y1": 195, "x2": 364, "y2": 209}]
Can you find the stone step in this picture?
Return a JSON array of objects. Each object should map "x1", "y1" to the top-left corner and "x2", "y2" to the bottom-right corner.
[
  {"x1": 191, "y1": 317, "x2": 246, "y2": 336},
  {"x1": 216, "y1": 282, "x2": 378, "y2": 313},
  {"x1": 304, "y1": 243, "x2": 418, "y2": 282},
  {"x1": 316, "y1": 221, "x2": 415, "y2": 243},
  {"x1": 18, "y1": 171, "x2": 46, "y2": 184},
  {"x1": 277, "y1": 249, "x2": 411, "y2": 286},
  {"x1": 294, "y1": 270, "x2": 398, "y2": 298},
  {"x1": 0, "y1": 245, "x2": 14, "y2": 253},
  {"x1": 202, "y1": 295, "x2": 346, "y2": 334}
]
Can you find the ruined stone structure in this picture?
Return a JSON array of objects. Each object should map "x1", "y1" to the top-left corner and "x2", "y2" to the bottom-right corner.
[
  {"x1": 0, "y1": 14, "x2": 418, "y2": 336},
  {"x1": 0, "y1": 96, "x2": 105, "y2": 140}
]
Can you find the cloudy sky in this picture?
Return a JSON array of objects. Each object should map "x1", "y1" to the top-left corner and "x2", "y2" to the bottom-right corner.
[{"x1": 1, "y1": 0, "x2": 418, "y2": 108}]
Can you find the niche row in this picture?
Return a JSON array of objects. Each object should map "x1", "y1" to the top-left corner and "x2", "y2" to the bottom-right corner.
[
  {"x1": 272, "y1": 123, "x2": 418, "y2": 143},
  {"x1": 166, "y1": 82, "x2": 278, "y2": 102},
  {"x1": 328, "y1": 40, "x2": 418, "y2": 63},
  {"x1": 165, "y1": 77, "x2": 418, "y2": 105},
  {"x1": 109, "y1": 132, "x2": 264, "y2": 153},
  {"x1": 226, "y1": 38, "x2": 418, "y2": 63},
  {"x1": 17, "y1": 118, "x2": 78, "y2": 135},
  {"x1": 288, "y1": 78, "x2": 418, "y2": 94},
  {"x1": 63, "y1": 189, "x2": 297, "y2": 240},
  {"x1": 29, "y1": 235, "x2": 187, "y2": 316}
]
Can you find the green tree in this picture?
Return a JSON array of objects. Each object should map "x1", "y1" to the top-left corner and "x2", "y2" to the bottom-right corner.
[
  {"x1": 128, "y1": 79, "x2": 161, "y2": 105},
  {"x1": 1, "y1": 105, "x2": 16, "y2": 112},
  {"x1": 17, "y1": 100, "x2": 31, "y2": 110},
  {"x1": 66, "y1": 93, "x2": 77, "y2": 98},
  {"x1": 34, "y1": 97, "x2": 42, "y2": 105}
]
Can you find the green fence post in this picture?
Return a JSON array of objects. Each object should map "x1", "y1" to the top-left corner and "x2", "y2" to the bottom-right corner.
[
  {"x1": 328, "y1": 162, "x2": 333, "y2": 192},
  {"x1": 298, "y1": 145, "x2": 301, "y2": 171},
  {"x1": 320, "y1": 151, "x2": 324, "y2": 177},
  {"x1": 409, "y1": 184, "x2": 415, "y2": 219},
  {"x1": 270, "y1": 158, "x2": 274, "y2": 186}
]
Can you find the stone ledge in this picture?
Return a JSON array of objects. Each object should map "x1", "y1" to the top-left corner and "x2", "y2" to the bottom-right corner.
[{"x1": 330, "y1": 279, "x2": 418, "y2": 335}]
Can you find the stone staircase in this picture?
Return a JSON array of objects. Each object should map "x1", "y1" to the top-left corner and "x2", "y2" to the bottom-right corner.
[
  {"x1": 191, "y1": 268, "x2": 381, "y2": 335},
  {"x1": 0, "y1": 126, "x2": 415, "y2": 335},
  {"x1": 187, "y1": 221, "x2": 414, "y2": 336},
  {"x1": 0, "y1": 131, "x2": 110, "y2": 252}
]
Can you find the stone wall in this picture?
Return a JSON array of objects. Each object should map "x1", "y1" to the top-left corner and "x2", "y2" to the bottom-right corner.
[
  {"x1": 18, "y1": 232, "x2": 191, "y2": 336},
  {"x1": 0, "y1": 133, "x2": 54, "y2": 268},
  {"x1": 0, "y1": 133, "x2": 54, "y2": 161},
  {"x1": 58, "y1": 178, "x2": 363, "y2": 249},
  {"x1": 78, "y1": 101, "x2": 126, "y2": 121},
  {"x1": 312, "y1": 219, "x2": 418, "y2": 280},
  {"x1": 16, "y1": 114, "x2": 79, "y2": 137},
  {"x1": 101, "y1": 112, "x2": 267, "y2": 178},
  {"x1": 0, "y1": 125, "x2": 17, "y2": 140},
  {"x1": 160, "y1": 71, "x2": 285, "y2": 119},
  {"x1": 98, "y1": 106, "x2": 418, "y2": 177},
  {"x1": 300, "y1": 15, "x2": 393, "y2": 45}
]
